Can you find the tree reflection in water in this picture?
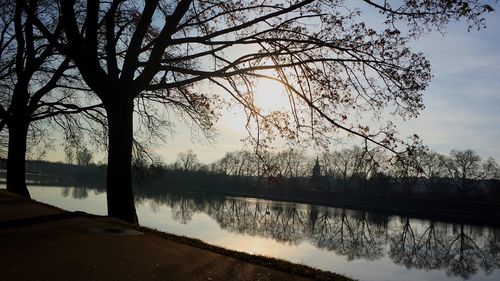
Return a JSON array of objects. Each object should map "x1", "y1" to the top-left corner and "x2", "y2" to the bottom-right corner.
[
  {"x1": 62, "y1": 186, "x2": 89, "y2": 199},
  {"x1": 389, "y1": 217, "x2": 419, "y2": 268},
  {"x1": 389, "y1": 221, "x2": 498, "y2": 279},
  {"x1": 309, "y1": 208, "x2": 384, "y2": 260},
  {"x1": 66, "y1": 188, "x2": 499, "y2": 280},
  {"x1": 446, "y1": 224, "x2": 496, "y2": 279},
  {"x1": 158, "y1": 194, "x2": 498, "y2": 279},
  {"x1": 415, "y1": 222, "x2": 448, "y2": 270}
]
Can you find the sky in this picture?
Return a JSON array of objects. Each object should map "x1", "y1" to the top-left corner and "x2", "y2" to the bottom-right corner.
[
  {"x1": 402, "y1": 11, "x2": 500, "y2": 162},
  {"x1": 46, "y1": 4, "x2": 500, "y2": 165}
]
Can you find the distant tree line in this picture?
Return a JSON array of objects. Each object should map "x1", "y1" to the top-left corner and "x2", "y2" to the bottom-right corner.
[
  {"x1": 1, "y1": 146, "x2": 500, "y2": 201},
  {"x1": 0, "y1": 157, "x2": 105, "y2": 187},
  {"x1": 133, "y1": 147, "x2": 500, "y2": 203},
  {"x1": 23, "y1": 146, "x2": 492, "y2": 201},
  {"x1": 2, "y1": 146, "x2": 498, "y2": 203}
]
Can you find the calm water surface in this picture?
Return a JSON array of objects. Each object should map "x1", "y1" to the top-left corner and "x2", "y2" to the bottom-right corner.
[{"x1": 18, "y1": 186, "x2": 500, "y2": 281}]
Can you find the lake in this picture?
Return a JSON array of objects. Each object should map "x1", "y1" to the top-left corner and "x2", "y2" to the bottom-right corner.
[{"x1": 9, "y1": 185, "x2": 500, "y2": 281}]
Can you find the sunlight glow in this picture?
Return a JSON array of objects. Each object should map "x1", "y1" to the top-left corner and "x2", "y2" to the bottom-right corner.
[
  {"x1": 218, "y1": 73, "x2": 292, "y2": 136},
  {"x1": 252, "y1": 76, "x2": 290, "y2": 114}
]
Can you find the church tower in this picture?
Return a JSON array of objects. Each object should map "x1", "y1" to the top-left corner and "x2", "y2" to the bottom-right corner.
[
  {"x1": 310, "y1": 156, "x2": 324, "y2": 190},
  {"x1": 312, "y1": 157, "x2": 321, "y2": 178}
]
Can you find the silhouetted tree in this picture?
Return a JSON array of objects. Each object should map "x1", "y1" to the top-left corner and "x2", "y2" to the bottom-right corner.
[
  {"x1": 34, "y1": 0, "x2": 493, "y2": 223},
  {"x1": 210, "y1": 150, "x2": 260, "y2": 188},
  {"x1": 273, "y1": 149, "x2": 309, "y2": 188},
  {"x1": 420, "y1": 151, "x2": 447, "y2": 195},
  {"x1": 328, "y1": 147, "x2": 373, "y2": 192},
  {"x1": 443, "y1": 150, "x2": 499, "y2": 202},
  {"x1": 392, "y1": 151, "x2": 423, "y2": 194},
  {"x1": 212, "y1": 152, "x2": 240, "y2": 175},
  {"x1": 76, "y1": 147, "x2": 93, "y2": 166},
  {"x1": 0, "y1": 0, "x2": 102, "y2": 197},
  {"x1": 175, "y1": 149, "x2": 200, "y2": 171}
]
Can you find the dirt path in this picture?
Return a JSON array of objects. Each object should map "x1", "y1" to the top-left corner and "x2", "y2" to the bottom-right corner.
[{"x1": 0, "y1": 190, "x2": 352, "y2": 281}]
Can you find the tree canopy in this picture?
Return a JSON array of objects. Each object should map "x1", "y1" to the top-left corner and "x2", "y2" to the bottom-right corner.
[{"x1": 25, "y1": 0, "x2": 494, "y2": 223}]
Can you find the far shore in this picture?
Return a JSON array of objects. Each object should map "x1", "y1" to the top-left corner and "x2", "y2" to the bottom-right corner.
[
  {"x1": 192, "y1": 189, "x2": 500, "y2": 227},
  {"x1": 4, "y1": 180, "x2": 499, "y2": 226}
]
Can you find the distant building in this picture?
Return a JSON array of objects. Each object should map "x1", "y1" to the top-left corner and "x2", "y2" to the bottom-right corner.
[
  {"x1": 310, "y1": 157, "x2": 325, "y2": 190},
  {"x1": 312, "y1": 157, "x2": 321, "y2": 178}
]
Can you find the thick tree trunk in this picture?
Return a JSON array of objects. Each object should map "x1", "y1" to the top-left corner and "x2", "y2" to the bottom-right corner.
[
  {"x1": 105, "y1": 98, "x2": 138, "y2": 224},
  {"x1": 6, "y1": 116, "x2": 30, "y2": 198}
]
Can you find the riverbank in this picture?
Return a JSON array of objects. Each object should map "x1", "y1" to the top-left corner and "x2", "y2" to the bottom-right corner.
[
  {"x1": 6, "y1": 180, "x2": 499, "y2": 226},
  {"x1": 0, "y1": 190, "x2": 353, "y2": 281}
]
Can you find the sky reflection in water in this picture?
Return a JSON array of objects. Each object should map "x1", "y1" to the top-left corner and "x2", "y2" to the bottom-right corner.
[{"x1": 26, "y1": 186, "x2": 500, "y2": 281}]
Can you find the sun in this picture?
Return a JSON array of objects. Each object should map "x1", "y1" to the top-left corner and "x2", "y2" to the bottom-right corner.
[
  {"x1": 214, "y1": 72, "x2": 293, "y2": 134},
  {"x1": 252, "y1": 76, "x2": 290, "y2": 114}
]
